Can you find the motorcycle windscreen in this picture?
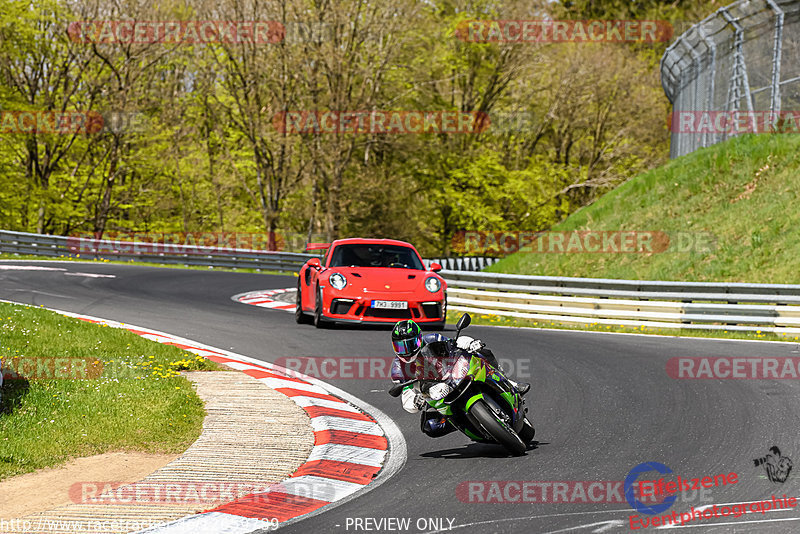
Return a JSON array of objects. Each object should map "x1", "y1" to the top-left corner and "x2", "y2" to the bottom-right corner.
[{"x1": 417, "y1": 342, "x2": 464, "y2": 381}]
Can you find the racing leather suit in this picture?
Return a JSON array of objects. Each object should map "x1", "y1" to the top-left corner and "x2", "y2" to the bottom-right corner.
[{"x1": 390, "y1": 332, "x2": 503, "y2": 438}]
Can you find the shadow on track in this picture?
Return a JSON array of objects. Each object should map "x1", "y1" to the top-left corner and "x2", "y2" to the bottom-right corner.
[
  {"x1": 419, "y1": 441, "x2": 546, "y2": 459},
  {"x1": 316, "y1": 322, "x2": 453, "y2": 333}
]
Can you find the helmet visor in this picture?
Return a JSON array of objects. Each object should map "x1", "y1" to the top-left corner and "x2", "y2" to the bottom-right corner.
[{"x1": 393, "y1": 335, "x2": 422, "y2": 362}]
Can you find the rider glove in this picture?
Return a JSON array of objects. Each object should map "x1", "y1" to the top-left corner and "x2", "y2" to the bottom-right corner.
[
  {"x1": 401, "y1": 387, "x2": 426, "y2": 413},
  {"x1": 456, "y1": 335, "x2": 485, "y2": 353}
]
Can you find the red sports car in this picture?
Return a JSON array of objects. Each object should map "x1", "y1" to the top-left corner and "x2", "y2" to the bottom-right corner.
[{"x1": 295, "y1": 238, "x2": 447, "y2": 328}]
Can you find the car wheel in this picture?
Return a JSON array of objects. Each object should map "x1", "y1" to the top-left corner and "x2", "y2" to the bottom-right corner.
[
  {"x1": 295, "y1": 282, "x2": 312, "y2": 324},
  {"x1": 314, "y1": 286, "x2": 329, "y2": 328}
]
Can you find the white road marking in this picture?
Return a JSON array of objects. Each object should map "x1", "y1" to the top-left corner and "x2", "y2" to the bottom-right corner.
[
  {"x1": 657, "y1": 516, "x2": 800, "y2": 529},
  {"x1": 0, "y1": 265, "x2": 66, "y2": 271},
  {"x1": 64, "y1": 272, "x2": 116, "y2": 278},
  {"x1": 417, "y1": 510, "x2": 635, "y2": 534},
  {"x1": 541, "y1": 520, "x2": 628, "y2": 534},
  {"x1": 656, "y1": 497, "x2": 800, "y2": 529},
  {"x1": 592, "y1": 520, "x2": 627, "y2": 532}
]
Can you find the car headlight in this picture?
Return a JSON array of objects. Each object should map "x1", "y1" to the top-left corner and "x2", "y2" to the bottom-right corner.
[
  {"x1": 329, "y1": 272, "x2": 347, "y2": 290},
  {"x1": 424, "y1": 276, "x2": 441, "y2": 293}
]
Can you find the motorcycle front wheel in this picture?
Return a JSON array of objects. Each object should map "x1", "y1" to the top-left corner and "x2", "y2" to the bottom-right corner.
[{"x1": 469, "y1": 400, "x2": 526, "y2": 456}]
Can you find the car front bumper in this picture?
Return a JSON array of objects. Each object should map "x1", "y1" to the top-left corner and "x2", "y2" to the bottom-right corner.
[{"x1": 321, "y1": 290, "x2": 446, "y2": 324}]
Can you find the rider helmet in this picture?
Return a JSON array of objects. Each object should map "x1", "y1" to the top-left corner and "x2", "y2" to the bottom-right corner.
[{"x1": 391, "y1": 320, "x2": 423, "y2": 363}]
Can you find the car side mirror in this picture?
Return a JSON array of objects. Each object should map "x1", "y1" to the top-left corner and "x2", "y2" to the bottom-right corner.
[
  {"x1": 430, "y1": 262, "x2": 442, "y2": 272},
  {"x1": 307, "y1": 258, "x2": 321, "y2": 269}
]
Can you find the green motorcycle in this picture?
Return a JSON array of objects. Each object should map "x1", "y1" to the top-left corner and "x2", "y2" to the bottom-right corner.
[{"x1": 389, "y1": 313, "x2": 535, "y2": 456}]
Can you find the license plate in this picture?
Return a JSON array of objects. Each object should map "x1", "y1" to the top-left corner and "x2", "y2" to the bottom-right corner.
[{"x1": 371, "y1": 300, "x2": 407, "y2": 309}]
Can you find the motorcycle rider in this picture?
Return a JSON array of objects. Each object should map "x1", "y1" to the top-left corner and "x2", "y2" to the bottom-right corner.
[{"x1": 390, "y1": 319, "x2": 530, "y2": 438}]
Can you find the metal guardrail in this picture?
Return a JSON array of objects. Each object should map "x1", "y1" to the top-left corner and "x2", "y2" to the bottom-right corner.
[
  {"x1": 0, "y1": 230, "x2": 495, "y2": 273},
  {"x1": 0, "y1": 230, "x2": 316, "y2": 272},
  {"x1": 5, "y1": 230, "x2": 800, "y2": 333},
  {"x1": 424, "y1": 256, "x2": 500, "y2": 272},
  {"x1": 441, "y1": 270, "x2": 800, "y2": 333}
]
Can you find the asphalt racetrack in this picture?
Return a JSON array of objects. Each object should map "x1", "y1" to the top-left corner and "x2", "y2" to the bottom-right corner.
[{"x1": 2, "y1": 262, "x2": 800, "y2": 533}]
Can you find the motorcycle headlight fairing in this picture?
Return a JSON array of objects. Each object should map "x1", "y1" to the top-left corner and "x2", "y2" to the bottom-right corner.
[
  {"x1": 428, "y1": 382, "x2": 453, "y2": 401},
  {"x1": 448, "y1": 356, "x2": 471, "y2": 382}
]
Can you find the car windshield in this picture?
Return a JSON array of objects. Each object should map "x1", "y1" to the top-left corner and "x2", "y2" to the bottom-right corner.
[{"x1": 329, "y1": 244, "x2": 424, "y2": 269}]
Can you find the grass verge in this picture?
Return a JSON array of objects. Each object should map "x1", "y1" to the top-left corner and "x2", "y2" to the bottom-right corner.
[
  {"x1": 0, "y1": 302, "x2": 221, "y2": 480},
  {"x1": 487, "y1": 134, "x2": 800, "y2": 283}
]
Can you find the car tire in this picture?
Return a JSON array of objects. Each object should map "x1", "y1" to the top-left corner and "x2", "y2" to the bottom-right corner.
[
  {"x1": 314, "y1": 286, "x2": 329, "y2": 328},
  {"x1": 295, "y1": 282, "x2": 312, "y2": 324}
]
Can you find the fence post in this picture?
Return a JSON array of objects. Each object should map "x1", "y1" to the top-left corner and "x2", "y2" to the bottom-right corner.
[
  {"x1": 766, "y1": 0, "x2": 784, "y2": 116},
  {"x1": 720, "y1": 8, "x2": 755, "y2": 133},
  {"x1": 697, "y1": 24, "x2": 717, "y2": 149}
]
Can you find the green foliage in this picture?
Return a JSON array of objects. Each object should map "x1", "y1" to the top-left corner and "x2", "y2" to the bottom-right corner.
[{"x1": 0, "y1": 0, "x2": 678, "y2": 255}]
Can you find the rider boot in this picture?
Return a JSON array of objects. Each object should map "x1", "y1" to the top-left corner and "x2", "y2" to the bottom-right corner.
[{"x1": 420, "y1": 410, "x2": 457, "y2": 438}]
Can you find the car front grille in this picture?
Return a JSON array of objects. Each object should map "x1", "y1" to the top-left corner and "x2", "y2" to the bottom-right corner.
[
  {"x1": 363, "y1": 308, "x2": 413, "y2": 319},
  {"x1": 330, "y1": 299, "x2": 354, "y2": 315},
  {"x1": 422, "y1": 303, "x2": 442, "y2": 319}
]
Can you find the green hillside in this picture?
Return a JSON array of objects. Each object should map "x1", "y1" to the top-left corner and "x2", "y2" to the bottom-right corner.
[{"x1": 488, "y1": 134, "x2": 800, "y2": 283}]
